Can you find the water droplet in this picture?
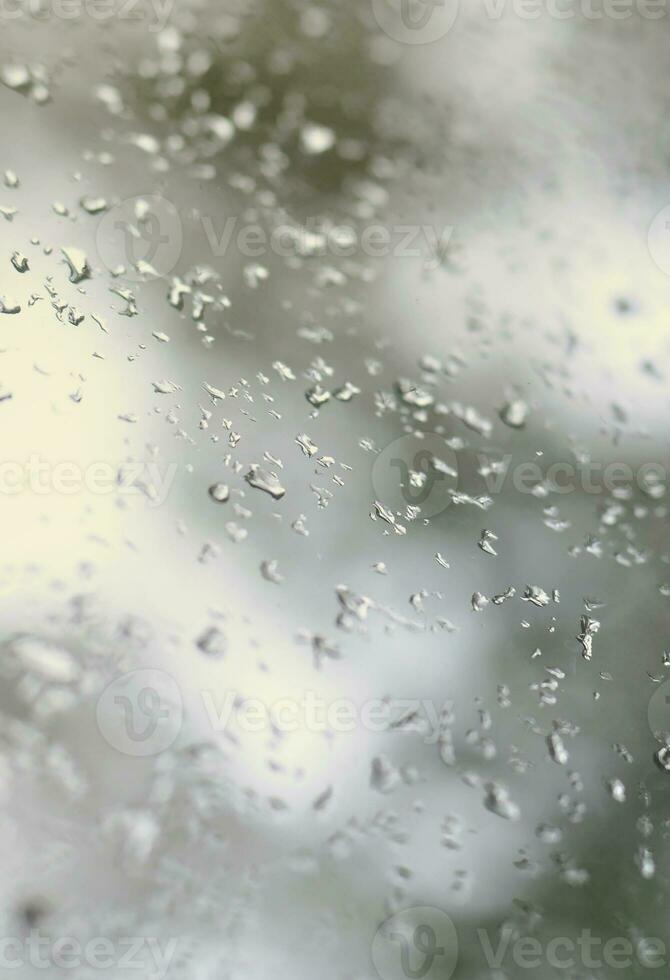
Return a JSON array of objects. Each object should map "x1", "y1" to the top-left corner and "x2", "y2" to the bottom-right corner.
[
  {"x1": 500, "y1": 399, "x2": 529, "y2": 428},
  {"x1": 10, "y1": 251, "x2": 28, "y2": 273},
  {"x1": 61, "y1": 247, "x2": 90, "y2": 284},
  {"x1": 196, "y1": 626, "x2": 227, "y2": 658},
  {"x1": 0, "y1": 296, "x2": 21, "y2": 314},
  {"x1": 483, "y1": 782, "x2": 520, "y2": 821},
  {"x1": 301, "y1": 122, "x2": 335, "y2": 154},
  {"x1": 7, "y1": 635, "x2": 79, "y2": 682},
  {"x1": 1, "y1": 63, "x2": 30, "y2": 90},
  {"x1": 80, "y1": 196, "x2": 108, "y2": 215},
  {"x1": 370, "y1": 755, "x2": 401, "y2": 794},
  {"x1": 577, "y1": 616, "x2": 600, "y2": 661},
  {"x1": 245, "y1": 465, "x2": 286, "y2": 500},
  {"x1": 260, "y1": 559, "x2": 283, "y2": 584},
  {"x1": 208, "y1": 483, "x2": 230, "y2": 503},
  {"x1": 547, "y1": 732, "x2": 569, "y2": 765}
]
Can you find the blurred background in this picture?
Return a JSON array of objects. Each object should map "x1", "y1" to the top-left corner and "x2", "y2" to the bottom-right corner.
[{"x1": 1, "y1": 0, "x2": 670, "y2": 977}]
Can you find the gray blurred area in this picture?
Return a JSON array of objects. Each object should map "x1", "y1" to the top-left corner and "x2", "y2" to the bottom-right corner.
[{"x1": 1, "y1": 1, "x2": 670, "y2": 978}]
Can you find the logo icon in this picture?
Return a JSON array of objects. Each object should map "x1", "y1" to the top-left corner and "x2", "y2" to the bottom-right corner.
[
  {"x1": 372, "y1": 907, "x2": 458, "y2": 980},
  {"x1": 95, "y1": 195, "x2": 182, "y2": 282},
  {"x1": 372, "y1": 432, "x2": 458, "y2": 519},
  {"x1": 647, "y1": 676, "x2": 670, "y2": 739},
  {"x1": 96, "y1": 668, "x2": 183, "y2": 756},
  {"x1": 647, "y1": 205, "x2": 670, "y2": 276},
  {"x1": 371, "y1": 0, "x2": 459, "y2": 44}
]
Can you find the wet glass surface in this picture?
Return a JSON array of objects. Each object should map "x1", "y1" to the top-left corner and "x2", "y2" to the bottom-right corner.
[{"x1": 1, "y1": 2, "x2": 670, "y2": 978}]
